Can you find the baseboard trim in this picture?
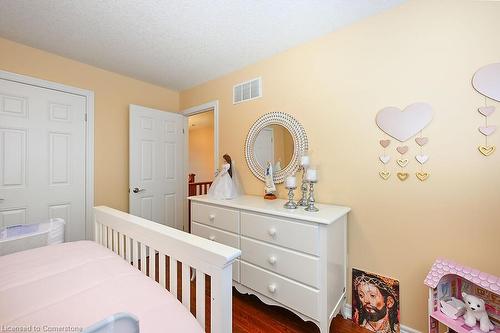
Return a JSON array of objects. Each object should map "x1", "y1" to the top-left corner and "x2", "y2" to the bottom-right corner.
[{"x1": 342, "y1": 304, "x2": 421, "y2": 333}]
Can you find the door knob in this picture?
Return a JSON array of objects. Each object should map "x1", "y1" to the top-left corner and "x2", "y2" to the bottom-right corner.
[{"x1": 132, "y1": 187, "x2": 145, "y2": 193}]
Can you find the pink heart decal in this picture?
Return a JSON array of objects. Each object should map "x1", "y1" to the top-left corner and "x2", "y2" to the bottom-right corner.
[
  {"x1": 479, "y1": 126, "x2": 497, "y2": 136},
  {"x1": 415, "y1": 154, "x2": 429, "y2": 164},
  {"x1": 397, "y1": 146, "x2": 408, "y2": 154},
  {"x1": 478, "y1": 106, "x2": 495, "y2": 117},
  {"x1": 376, "y1": 103, "x2": 433, "y2": 142},
  {"x1": 379, "y1": 139, "x2": 391, "y2": 148},
  {"x1": 415, "y1": 137, "x2": 428, "y2": 146}
]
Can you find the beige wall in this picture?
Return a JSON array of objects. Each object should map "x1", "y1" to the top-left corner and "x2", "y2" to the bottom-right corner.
[
  {"x1": 0, "y1": 37, "x2": 179, "y2": 211},
  {"x1": 189, "y1": 124, "x2": 215, "y2": 182},
  {"x1": 180, "y1": 0, "x2": 500, "y2": 330},
  {"x1": 1, "y1": 1, "x2": 499, "y2": 329}
]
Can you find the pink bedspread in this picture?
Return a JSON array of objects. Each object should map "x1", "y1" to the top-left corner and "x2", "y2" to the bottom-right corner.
[{"x1": 0, "y1": 241, "x2": 203, "y2": 333}]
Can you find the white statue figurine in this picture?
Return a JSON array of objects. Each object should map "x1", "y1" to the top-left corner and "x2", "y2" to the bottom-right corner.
[
  {"x1": 264, "y1": 161, "x2": 277, "y2": 200},
  {"x1": 207, "y1": 154, "x2": 241, "y2": 200}
]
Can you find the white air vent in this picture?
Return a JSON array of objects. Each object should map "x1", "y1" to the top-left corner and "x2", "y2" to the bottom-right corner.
[{"x1": 233, "y1": 77, "x2": 262, "y2": 104}]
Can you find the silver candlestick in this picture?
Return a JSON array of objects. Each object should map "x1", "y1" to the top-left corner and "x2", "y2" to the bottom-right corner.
[
  {"x1": 297, "y1": 167, "x2": 308, "y2": 206},
  {"x1": 304, "y1": 181, "x2": 319, "y2": 212},
  {"x1": 283, "y1": 186, "x2": 298, "y2": 209}
]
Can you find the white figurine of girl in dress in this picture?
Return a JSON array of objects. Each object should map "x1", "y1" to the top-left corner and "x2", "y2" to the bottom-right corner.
[
  {"x1": 264, "y1": 161, "x2": 277, "y2": 200},
  {"x1": 208, "y1": 154, "x2": 242, "y2": 200}
]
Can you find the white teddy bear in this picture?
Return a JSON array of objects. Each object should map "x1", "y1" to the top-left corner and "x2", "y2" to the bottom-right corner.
[{"x1": 462, "y1": 292, "x2": 495, "y2": 333}]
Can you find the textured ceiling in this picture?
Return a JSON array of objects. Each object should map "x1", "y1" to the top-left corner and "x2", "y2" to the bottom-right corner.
[{"x1": 0, "y1": 0, "x2": 405, "y2": 90}]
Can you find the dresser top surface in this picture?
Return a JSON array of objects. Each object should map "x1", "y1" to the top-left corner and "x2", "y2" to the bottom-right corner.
[{"x1": 188, "y1": 195, "x2": 350, "y2": 225}]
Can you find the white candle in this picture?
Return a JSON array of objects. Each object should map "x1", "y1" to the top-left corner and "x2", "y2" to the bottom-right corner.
[
  {"x1": 300, "y1": 155, "x2": 310, "y2": 167},
  {"x1": 285, "y1": 175, "x2": 296, "y2": 188},
  {"x1": 306, "y1": 168, "x2": 317, "y2": 182}
]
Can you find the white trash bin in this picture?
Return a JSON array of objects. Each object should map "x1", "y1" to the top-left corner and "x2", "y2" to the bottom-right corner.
[{"x1": 0, "y1": 218, "x2": 65, "y2": 256}]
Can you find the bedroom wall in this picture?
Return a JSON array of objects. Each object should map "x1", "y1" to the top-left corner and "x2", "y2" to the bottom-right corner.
[
  {"x1": 180, "y1": 0, "x2": 500, "y2": 330},
  {"x1": 189, "y1": 124, "x2": 215, "y2": 182},
  {"x1": 0, "y1": 37, "x2": 179, "y2": 212}
]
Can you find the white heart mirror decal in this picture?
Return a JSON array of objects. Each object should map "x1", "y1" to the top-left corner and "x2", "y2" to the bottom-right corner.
[
  {"x1": 375, "y1": 103, "x2": 433, "y2": 142},
  {"x1": 472, "y1": 63, "x2": 500, "y2": 102}
]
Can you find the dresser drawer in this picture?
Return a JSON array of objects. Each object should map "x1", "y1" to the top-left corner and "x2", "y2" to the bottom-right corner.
[
  {"x1": 191, "y1": 222, "x2": 240, "y2": 282},
  {"x1": 240, "y1": 236, "x2": 319, "y2": 288},
  {"x1": 191, "y1": 202, "x2": 239, "y2": 233},
  {"x1": 240, "y1": 262, "x2": 319, "y2": 320},
  {"x1": 240, "y1": 212, "x2": 318, "y2": 255}
]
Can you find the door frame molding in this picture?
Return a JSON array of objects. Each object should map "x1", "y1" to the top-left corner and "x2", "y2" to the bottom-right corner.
[
  {"x1": 182, "y1": 100, "x2": 219, "y2": 230},
  {"x1": 0, "y1": 70, "x2": 95, "y2": 240}
]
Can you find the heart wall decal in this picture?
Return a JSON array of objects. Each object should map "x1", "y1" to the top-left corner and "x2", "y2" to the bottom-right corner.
[
  {"x1": 479, "y1": 126, "x2": 496, "y2": 136},
  {"x1": 379, "y1": 139, "x2": 391, "y2": 148},
  {"x1": 478, "y1": 106, "x2": 495, "y2": 117},
  {"x1": 397, "y1": 172, "x2": 409, "y2": 181},
  {"x1": 416, "y1": 172, "x2": 429, "y2": 181},
  {"x1": 479, "y1": 145, "x2": 496, "y2": 156},
  {"x1": 379, "y1": 155, "x2": 391, "y2": 164},
  {"x1": 472, "y1": 63, "x2": 500, "y2": 102},
  {"x1": 396, "y1": 146, "x2": 408, "y2": 154},
  {"x1": 376, "y1": 103, "x2": 433, "y2": 142},
  {"x1": 415, "y1": 137, "x2": 428, "y2": 146},
  {"x1": 379, "y1": 171, "x2": 390, "y2": 180},
  {"x1": 397, "y1": 158, "x2": 409, "y2": 168},
  {"x1": 415, "y1": 154, "x2": 429, "y2": 164}
]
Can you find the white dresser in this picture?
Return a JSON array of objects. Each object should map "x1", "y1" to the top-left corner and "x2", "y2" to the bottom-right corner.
[{"x1": 189, "y1": 194, "x2": 350, "y2": 333}]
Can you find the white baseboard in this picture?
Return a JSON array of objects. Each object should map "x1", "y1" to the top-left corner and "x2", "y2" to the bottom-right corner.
[{"x1": 342, "y1": 304, "x2": 421, "y2": 333}]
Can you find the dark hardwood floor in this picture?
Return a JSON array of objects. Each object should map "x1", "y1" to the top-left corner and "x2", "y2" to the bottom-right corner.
[
  {"x1": 147, "y1": 256, "x2": 368, "y2": 333},
  {"x1": 232, "y1": 288, "x2": 369, "y2": 333}
]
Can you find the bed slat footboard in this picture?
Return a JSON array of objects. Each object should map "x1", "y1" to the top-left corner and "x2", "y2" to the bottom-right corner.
[{"x1": 93, "y1": 206, "x2": 241, "y2": 333}]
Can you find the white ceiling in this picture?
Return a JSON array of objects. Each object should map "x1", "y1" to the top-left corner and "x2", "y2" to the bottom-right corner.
[{"x1": 0, "y1": 0, "x2": 405, "y2": 91}]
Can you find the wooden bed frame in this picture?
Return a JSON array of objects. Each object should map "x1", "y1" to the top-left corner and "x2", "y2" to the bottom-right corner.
[{"x1": 93, "y1": 206, "x2": 241, "y2": 333}]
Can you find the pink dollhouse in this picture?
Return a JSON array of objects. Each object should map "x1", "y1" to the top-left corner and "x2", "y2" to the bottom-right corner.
[{"x1": 425, "y1": 259, "x2": 500, "y2": 333}]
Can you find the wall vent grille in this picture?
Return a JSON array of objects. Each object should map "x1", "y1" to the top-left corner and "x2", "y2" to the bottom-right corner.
[{"x1": 233, "y1": 77, "x2": 262, "y2": 104}]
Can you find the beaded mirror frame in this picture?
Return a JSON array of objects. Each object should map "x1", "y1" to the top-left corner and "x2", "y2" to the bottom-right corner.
[{"x1": 245, "y1": 112, "x2": 308, "y2": 183}]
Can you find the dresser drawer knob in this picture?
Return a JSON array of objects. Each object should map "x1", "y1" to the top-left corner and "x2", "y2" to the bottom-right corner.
[
  {"x1": 208, "y1": 214, "x2": 215, "y2": 221},
  {"x1": 268, "y1": 284, "x2": 277, "y2": 294},
  {"x1": 268, "y1": 256, "x2": 277, "y2": 265},
  {"x1": 208, "y1": 235, "x2": 216, "y2": 241},
  {"x1": 268, "y1": 228, "x2": 277, "y2": 237}
]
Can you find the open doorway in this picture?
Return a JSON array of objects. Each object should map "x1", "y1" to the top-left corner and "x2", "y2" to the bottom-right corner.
[
  {"x1": 187, "y1": 110, "x2": 214, "y2": 195},
  {"x1": 182, "y1": 101, "x2": 219, "y2": 231}
]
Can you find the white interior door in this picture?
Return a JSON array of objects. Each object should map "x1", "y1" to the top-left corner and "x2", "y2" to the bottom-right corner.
[
  {"x1": 254, "y1": 127, "x2": 274, "y2": 168},
  {"x1": 0, "y1": 78, "x2": 86, "y2": 241},
  {"x1": 129, "y1": 104, "x2": 185, "y2": 229}
]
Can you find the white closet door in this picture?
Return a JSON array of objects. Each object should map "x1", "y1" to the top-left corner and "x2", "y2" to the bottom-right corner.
[
  {"x1": 0, "y1": 79, "x2": 86, "y2": 241},
  {"x1": 129, "y1": 104, "x2": 185, "y2": 230}
]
